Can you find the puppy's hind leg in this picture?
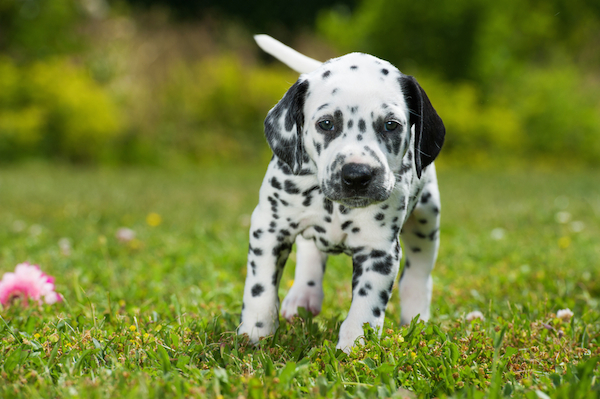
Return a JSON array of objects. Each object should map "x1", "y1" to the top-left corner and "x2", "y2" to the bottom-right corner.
[
  {"x1": 399, "y1": 171, "x2": 441, "y2": 325},
  {"x1": 281, "y1": 235, "x2": 327, "y2": 319}
]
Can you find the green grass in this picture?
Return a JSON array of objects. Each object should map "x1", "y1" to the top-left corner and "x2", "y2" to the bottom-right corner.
[{"x1": 0, "y1": 163, "x2": 599, "y2": 398}]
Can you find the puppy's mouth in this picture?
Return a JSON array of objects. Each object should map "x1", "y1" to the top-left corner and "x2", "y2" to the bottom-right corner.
[{"x1": 337, "y1": 197, "x2": 376, "y2": 208}]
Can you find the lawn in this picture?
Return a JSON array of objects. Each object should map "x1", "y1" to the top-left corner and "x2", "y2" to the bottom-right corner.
[{"x1": 0, "y1": 163, "x2": 599, "y2": 398}]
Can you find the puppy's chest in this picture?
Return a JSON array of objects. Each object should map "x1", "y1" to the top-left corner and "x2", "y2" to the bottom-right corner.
[{"x1": 280, "y1": 192, "x2": 402, "y2": 254}]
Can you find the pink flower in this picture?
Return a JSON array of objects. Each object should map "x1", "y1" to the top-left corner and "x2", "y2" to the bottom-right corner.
[
  {"x1": 116, "y1": 227, "x2": 136, "y2": 243},
  {"x1": 465, "y1": 310, "x2": 485, "y2": 322},
  {"x1": 557, "y1": 308, "x2": 574, "y2": 322},
  {"x1": 0, "y1": 263, "x2": 62, "y2": 306}
]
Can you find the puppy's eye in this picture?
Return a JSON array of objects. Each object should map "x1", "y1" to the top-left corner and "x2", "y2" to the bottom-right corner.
[
  {"x1": 318, "y1": 119, "x2": 335, "y2": 131},
  {"x1": 384, "y1": 121, "x2": 400, "y2": 132}
]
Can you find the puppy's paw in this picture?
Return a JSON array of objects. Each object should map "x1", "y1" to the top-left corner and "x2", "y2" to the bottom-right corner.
[
  {"x1": 237, "y1": 317, "x2": 277, "y2": 343},
  {"x1": 280, "y1": 282, "x2": 324, "y2": 320},
  {"x1": 336, "y1": 321, "x2": 365, "y2": 354}
]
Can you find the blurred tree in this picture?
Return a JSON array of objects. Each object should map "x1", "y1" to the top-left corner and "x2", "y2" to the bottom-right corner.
[
  {"x1": 0, "y1": 0, "x2": 83, "y2": 60},
  {"x1": 317, "y1": 0, "x2": 600, "y2": 83},
  {"x1": 118, "y1": 0, "x2": 359, "y2": 32}
]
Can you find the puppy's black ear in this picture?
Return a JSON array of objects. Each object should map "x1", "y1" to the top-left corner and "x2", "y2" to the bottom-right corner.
[
  {"x1": 264, "y1": 79, "x2": 309, "y2": 174},
  {"x1": 399, "y1": 75, "x2": 445, "y2": 178}
]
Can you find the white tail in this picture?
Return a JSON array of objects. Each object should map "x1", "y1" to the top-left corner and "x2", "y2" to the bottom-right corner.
[{"x1": 254, "y1": 34, "x2": 322, "y2": 74}]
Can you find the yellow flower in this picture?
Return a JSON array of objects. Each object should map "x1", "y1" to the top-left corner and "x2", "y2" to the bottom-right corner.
[
  {"x1": 129, "y1": 325, "x2": 137, "y2": 332},
  {"x1": 558, "y1": 236, "x2": 571, "y2": 249},
  {"x1": 146, "y1": 213, "x2": 162, "y2": 227}
]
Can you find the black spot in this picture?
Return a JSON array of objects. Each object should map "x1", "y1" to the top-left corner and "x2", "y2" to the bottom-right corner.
[
  {"x1": 252, "y1": 229, "x2": 263, "y2": 239},
  {"x1": 324, "y1": 216, "x2": 332, "y2": 223},
  {"x1": 323, "y1": 198, "x2": 334, "y2": 214},
  {"x1": 272, "y1": 271, "x2": 281, "y2": 286},
  {"x1": 357, "y1": 134, "x2": 363, "y2": 141},
  {"x1": 350, "y1": 65, "x2": 358, "y2": 70},
  {"x1": 279, "y1": 229, "x2": 291, "y2": 237},
  {"x1": 352, "y1": 227, "x2": 361, "y2": 233},
  {"x1": 341, "y1": 220, "x2": 353, "y2": 230},
  {"x1": 271, "y1": 177, "x2": 282, "y2": 190},
  {"x1": 273, "y1": 242, "x2": 292, "y2": 257},
  {"x1": 379, "y1": 290, "x2": 389, "y2": 305},
  {"x1": 314, "y1": 225, "x2": 326, "y2": 233},
  {"x1": 372, "y1": 256, "x2": 393, "y2": 275},
  {"x1": 432, "y1": 206, "x2": 440, "y2": 215},
  {"x1": 358, "y1": 288, "x2": 367, "y2": 296},
  {"x1": 317, "y1": 103, "x2": 329, "y2": 111},
  {"x1": 351, "y1": 246, "x2": 365, "y2": 253},
  {"x1": 307, "y1": 281, "x2": 315, "y2": 287},
  {"x1": 350, "y1": 106, "x2": 358, "y2": 114},
  {"x1": 358, "y1": 119, "x2": 366, "y2": 133},
  {"x1": 372, "y1": 307, "x2": 381, "y2": 317},
  {"x1": 412, "y1": 247, "x2": 422, "y2": 253},
  {"x1": 277, "y1": 160, "x2": 293, "y2": 175},
  {"x1": 251, "y1": 284, "x2": 264, "y2": 297},
  {"x1": 428, "y1": 229, "x2": 439, "y2": 241},
  {"x1": 250, "y1": 260, "x2": 256, "y2": 276},
  {"x1": 339, "y1": 205, "x2": 351, "y2": 214},
  {"x1": 381, "y1": 204, "x2": 389, "y2": 210},
  {"x1": 405, "y1": 259, "x2": 411, "y2": 268},
  {"x1": 399, "y1": 162, "x2": 412, "y2": 174},
  {"x1": 381, "y1": 68, "x2": 389, "y2": 75},
  {"x1": 375, "y1": 213, "x2": 385, "y2": 221},
  {"x1": 280, "y1": 198, "x2": 289, "y2": 206},
  {"x1": 284, "y1": 180, "x2": 301, "y2": 195},
  {"x1": 332, "y1": 88, "x2": 339, "y2": 95},
  {"x1": 303, "y1": 196, "x2": 312, "y2": 207},
  {"x1": 347, "y1": 120, "x2": 354, "y2": 129},
  {"x1": 352, "y1": 260, "x2": 365, "y2": 290},
  {"x1": 289, "y1": 222, "x2": 300, "y2": 229},
  {"x1": 322, "y1": 70, "x2": 331, "y2": 79},
  {"x1": 371, "y1": 250, "x2": 386, "y2": 258},
  {"x1": 253, "y1": 247, "x2": 263, "y2": 256},
  {"x1": 415, "y1": 231, "x2": 427, "y2": 239},
  {"x1": 419, "y1": 219, "x2": 428, "y2": 224},
  {"x1": 319, "y1": 237, "x2": 330, "y2": 247},
  {"x1": 315, "y1": 142, "x2": 322, "y2": 155},
  {"x1": 354, "y1": 254, "x2": 368, "y2": 267},
  {"x1": 421, "y1": 192, "x2": 432, "y2": 203},
  {"x1": 322, "y1": 109, "x2": 345, "y2": 150}
]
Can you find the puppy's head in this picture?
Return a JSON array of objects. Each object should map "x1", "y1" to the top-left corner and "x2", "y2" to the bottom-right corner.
[{"x1": 264, "y1": 53, "x2": 445, "y2": 207}]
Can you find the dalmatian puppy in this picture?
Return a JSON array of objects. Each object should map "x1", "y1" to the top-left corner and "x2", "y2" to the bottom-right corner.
[{"x1": 238, "y1": 35, "x2": 445, "y2": 352}]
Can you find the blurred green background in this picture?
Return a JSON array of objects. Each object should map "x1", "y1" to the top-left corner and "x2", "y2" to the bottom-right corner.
[{"x1": 0, "y1": 0, "x2": 599, "y2": 169}]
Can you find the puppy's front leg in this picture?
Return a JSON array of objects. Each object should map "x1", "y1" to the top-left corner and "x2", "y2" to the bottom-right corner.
[
  {"x1": 337, "y1": 242, "x2": 401, "y2": 352},
  {"x1": 238, "y1": 204, "x2": 294, "y2": 342}
]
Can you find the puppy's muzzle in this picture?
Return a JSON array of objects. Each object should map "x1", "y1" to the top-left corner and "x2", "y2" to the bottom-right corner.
[{"x1": 341, "y1": 163, "x2": 373, "y2": 191}]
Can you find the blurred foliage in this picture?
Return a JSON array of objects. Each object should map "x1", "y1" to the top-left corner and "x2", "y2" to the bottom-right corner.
[
  {"x1": 0, "y1": 0, "x2": 599, "y2": 167},
  {"x1": 0, "y1": 0, "x2": 83, "y2": 60},
  {"x1": 318, "y1": 0, "x2": 600, "y2": 167},
  {"x1": 145, "y1": 54, "x2": 299, "y2": 164},
  {"x1": 121, "y1": 0, "x2": 358, "y2": 33},
  {"x1": 317, "y1": 0, "x2": 600, "y2": 83},
  {"x1": 0, "y1": 57, "x2": 123, "y2": 163}
]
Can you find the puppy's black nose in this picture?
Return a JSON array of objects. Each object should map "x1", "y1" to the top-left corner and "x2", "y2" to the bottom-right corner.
[{"x1": 341, "y1": 163, "x2": 373, "y2": 188}]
